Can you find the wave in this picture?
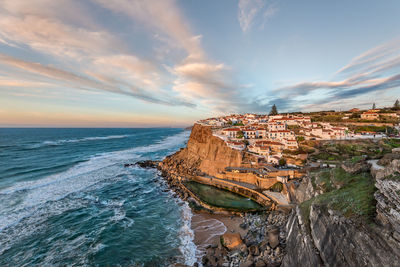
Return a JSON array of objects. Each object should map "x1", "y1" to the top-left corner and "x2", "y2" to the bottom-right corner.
[
  {"x1": 27, "y1": 134, "x2": 132, "y2": 149},
  {"x1": 178, "y1": 201, "x2": 199, "y2": 266},
  {"x1": 0, "y1": 130, "x2": 190, "y2": 232}
]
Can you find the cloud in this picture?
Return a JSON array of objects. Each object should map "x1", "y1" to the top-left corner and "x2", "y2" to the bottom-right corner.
[
  {"x1": 94, "y1": 0, "x2": 249, "y2": 113},
  {"x1": 238, "y1": 0, "x2": 278, "y2": 32},
  {"x1": 272, "y1": 38, "x2": 400, "y2": 111},
  {"x1": 0, "y1": 0, "x2": 201, "y2": 108},
  {"x1": 0, "y1": 53, "x2": 195, "y2": 107},
  {"x1": 0, "y1": 0, "x2": 270, "y2": 116}
]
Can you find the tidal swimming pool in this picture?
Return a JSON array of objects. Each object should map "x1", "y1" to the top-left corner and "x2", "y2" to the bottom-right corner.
[{"x1": 184, "y1": 181, "x2": 264, "y2": 211}]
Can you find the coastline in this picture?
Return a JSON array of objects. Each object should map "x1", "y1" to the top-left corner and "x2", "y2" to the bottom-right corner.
[{"x1": 191, "y1": 212, "x2": 246, "y2": 265}]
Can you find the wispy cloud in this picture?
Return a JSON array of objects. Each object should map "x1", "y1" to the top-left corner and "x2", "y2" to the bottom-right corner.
[
  {"x1": 93, "y1": 0, "x2": 251, "y2": 113},
  {"x1": 238, "y1": 0, "x2": 278, "y2": 32},
  {"x1": 272, "y1": 38, "x2": 400, "y2": 111},
  {"x1": 0, "y1": 0, "x2": 251, "y2": 114}
]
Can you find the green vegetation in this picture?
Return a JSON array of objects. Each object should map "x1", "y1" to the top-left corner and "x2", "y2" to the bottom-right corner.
[
  {"x1": 352, "y1": 125, "x2": 389, "y2": 133},
  {"x1": 310, "y1": 139, "x2": 400, "y2": 162},
  {"x1": 385, "y1": 173, "x2": 400, "y2": 181},
  {"x1": 233, "y1": 122, "x2": 244, "y2": 126},
  {"x1": 279, "y1": 158, "x2": 286, "y2": 166},
  {"x1": 236, "y1": 130, "x2": 244, "y2": 139},
  {"x1": 300, "y1": 168, "x2": 377, "y2": 227},
  {"x1": 350, "y1": 155, "x2": 364, "y2": 164},
  {"x1": 296, "y1": 136, "x2": 305, "y2": 142},
  {"x1": 271, "y1": 182, "x2": 283, "y2": 192},
  {"x1": 312, "y1": 115, "x2": 344, "y2": 122},
  {"x1": 384, "y1": 138, "x2": 400, "y2": 148},
  {"x1": 269, "y1": 104, "x2": 278, "y2": 115},
  {"x1": 394, "y1": 99, "x2": 400, "y2": 110},
  {"x1": 283, "y1": 146, "x2": 314, "y2": 155}
]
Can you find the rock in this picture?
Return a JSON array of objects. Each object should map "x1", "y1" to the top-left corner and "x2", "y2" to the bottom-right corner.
[
  {"x1": 254, "y1": 259, "x2": 267, "y2": 267},
  {"x1": 249, "y1": 245, "x2": 260, "y2": 256},
  {"x1": 282, "y1": 204, "x2": 400, "y2": 267},
  {"x1": 221, "y1": 233, "x2": 245, "y2": 251},
  {"x1": 135, "y1": 160, "x2": 159, "y2": 168},
  {"x1": 267, "y1": 226, "x2": 280, "y2": 249},
  {"x1": 239, "y1": 260, "x2": 253, "y2": 267}
]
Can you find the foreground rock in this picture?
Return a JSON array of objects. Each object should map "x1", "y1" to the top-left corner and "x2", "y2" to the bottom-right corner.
[
  {"x1": 201, "y1": 211, "x2": 288, "y2": 267},
  {"x1": 221, "y1": 233, "x2": 245, "y2": 251}
]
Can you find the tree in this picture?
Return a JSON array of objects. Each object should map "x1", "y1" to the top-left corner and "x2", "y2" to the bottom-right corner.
[
  {"x1": 372, "y1": 103, "x2": 376, "y2": 109},
  {"x1": 269, "y1": 104, "x2": 278, "y2": 115},
  {"x1": 394, "y1": 99, "x2": 400, "y2": 110},
  {"x1": 278, "y1": 158, "x2": 286, "y2": 166}
]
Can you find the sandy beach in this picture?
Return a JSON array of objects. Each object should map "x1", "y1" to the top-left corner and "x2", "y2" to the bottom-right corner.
[{"x1": 191, "y1": 212, "x2": 247, "y2": 261}]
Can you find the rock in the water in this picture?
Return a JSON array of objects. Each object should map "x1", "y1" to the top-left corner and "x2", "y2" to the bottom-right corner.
[{"x1": 135, "y1": 160, "x2": 159, "y2": 168}]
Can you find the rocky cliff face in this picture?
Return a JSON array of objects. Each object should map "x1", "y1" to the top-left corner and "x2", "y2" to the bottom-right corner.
[
  {"x1": 160, "y1": 124, "x2": 256, "y2": 177},
  {"x1": 371, "y1": 159, "x2": 400, "y2": 241},
  {"x1": 283, "y1": 161, "x2": 400, "y2": 267},
  {"x1": 283, "y1": 204, "x2": 400, "y2": 267}
]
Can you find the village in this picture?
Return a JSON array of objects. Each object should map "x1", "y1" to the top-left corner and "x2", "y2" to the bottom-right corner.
[
  {"x1": 183, "y1": 107, "x2": 400, "y2": 206},
  {"x1": 198, "y1": 108, "x2": 399, "y2": 166}
]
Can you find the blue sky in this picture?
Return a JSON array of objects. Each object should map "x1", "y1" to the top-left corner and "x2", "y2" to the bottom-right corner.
[{"x1": 0, "y1": 0, "x2": 399, "y2": 127}]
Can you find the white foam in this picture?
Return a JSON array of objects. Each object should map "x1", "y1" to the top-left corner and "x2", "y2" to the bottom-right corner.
[
  {"x1": 28, "y1": 134, "x2": 132, "y2": 148},
  {"x1": 178, "y1": 201, "x2": 199, "y2": 266},
  {"x1": 0, "y1": 130, "x2": 190, "y2": 232}
]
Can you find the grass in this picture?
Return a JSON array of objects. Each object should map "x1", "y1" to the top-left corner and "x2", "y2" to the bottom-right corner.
[
  {"x1": 384, "y1": 138, "x2": 400, "y2": 148},
  {"x1": 312, "y1": 140, "x2": 395, "y2": 162},
  {"x1": 384, "y1": 172, "x2": 400, "y2": 181},
  {"x1": 300, "y1": 168, "x2": 377, "y2": 227},
  {"x1": 270, "y1": 182, "x2": 283, "y2": 192},
  {"x1": 350, "y1": 155, "x2": 364, "y2": 163}
]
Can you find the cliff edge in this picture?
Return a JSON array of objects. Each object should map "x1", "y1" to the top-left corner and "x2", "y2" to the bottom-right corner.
[{"x1": 160, "y1": 123, "x2": 256, "y2": 178}]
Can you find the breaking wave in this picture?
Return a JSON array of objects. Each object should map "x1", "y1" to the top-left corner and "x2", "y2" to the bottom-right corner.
[{"x1": 27, "y1": 134, "x2": 132, "y2": 149}]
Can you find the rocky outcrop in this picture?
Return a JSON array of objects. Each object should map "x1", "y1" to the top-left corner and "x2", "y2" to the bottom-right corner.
[
  {"x1": 375, "y1": 177, "x2": 400, "y2": 237},
  {"x1": 282, "y1": 203, "x2": 400, "y2": 267},
  {"x1": 281, "y1": 207, "x2": 323, "y2": 267},
  {"x1": 287, "y1": 176, "x2": 315, "y2": 203},
  {"x1": 159, "y1": 124, "x2": 257, "y2": 178},
  {"x1": 370, "y1": 159, "x2": 400, "y2": 241},
  {"x1": 341, "y1": 160, "x2": 369, "y2": 174}
]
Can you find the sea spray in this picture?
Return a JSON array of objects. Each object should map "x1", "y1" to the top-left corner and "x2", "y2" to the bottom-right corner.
[{"x1": 178, "y1": 201, "x2": 200, "y2": 266}]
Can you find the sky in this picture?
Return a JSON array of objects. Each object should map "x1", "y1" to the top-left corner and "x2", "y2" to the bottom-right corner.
[{"x1": 0, "y1": 0, "x2": 400, "y2": 127}]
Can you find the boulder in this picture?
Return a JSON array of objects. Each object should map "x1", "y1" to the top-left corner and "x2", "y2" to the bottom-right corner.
[
  {"x1": 267, "y1": 226, "x2": 280, "y2": 249},
  {"x1": 249, "y1": 245, "x2": 260, "y2": 256},
  {"x1": 221, "y1": 233, "x2": 245, "y2": 251}
]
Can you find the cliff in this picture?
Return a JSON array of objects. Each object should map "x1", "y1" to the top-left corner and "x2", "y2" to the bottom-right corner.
[
  {"x1": 282, "y1": 161, "x2": 400, "y2": 267},
  {"x1": 160, "y1": 123, "x2": 257, "y2": 178}
]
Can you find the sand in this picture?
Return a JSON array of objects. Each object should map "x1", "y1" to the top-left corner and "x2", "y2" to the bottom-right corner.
[{"x1": 191, "y1": 211, "x2": 247, "y2": 259}]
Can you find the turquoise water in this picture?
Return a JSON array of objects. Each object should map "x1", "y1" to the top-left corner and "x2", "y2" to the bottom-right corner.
[
  {"x1": 185, "y1": 181, "x2": 263, "y2": 211},
  {"x1": 0, "y1": 128, "x2": 197, "y2": 266}
]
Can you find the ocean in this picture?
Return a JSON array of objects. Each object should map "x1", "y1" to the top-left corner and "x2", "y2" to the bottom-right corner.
[{"x1": 0, "y1": 128, "x2": 198, "y2": 266}]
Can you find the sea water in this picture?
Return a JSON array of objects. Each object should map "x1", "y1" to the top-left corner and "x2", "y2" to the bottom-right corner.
[{"x1": 0, "y1": 128, "x2": 198, "y2": 266}]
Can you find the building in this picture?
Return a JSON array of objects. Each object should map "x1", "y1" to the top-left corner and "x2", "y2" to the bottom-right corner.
[
  {"x1": 361, "y1": 112, "x2": 379, "y2": 120},
  {"x1": 222, "y1": 128, "x2": 241, "y2": 138}
]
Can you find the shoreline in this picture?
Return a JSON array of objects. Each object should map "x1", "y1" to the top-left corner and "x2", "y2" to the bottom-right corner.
[{"x1": 191, "y1": 211, "x2": 247, "y2": 265}]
